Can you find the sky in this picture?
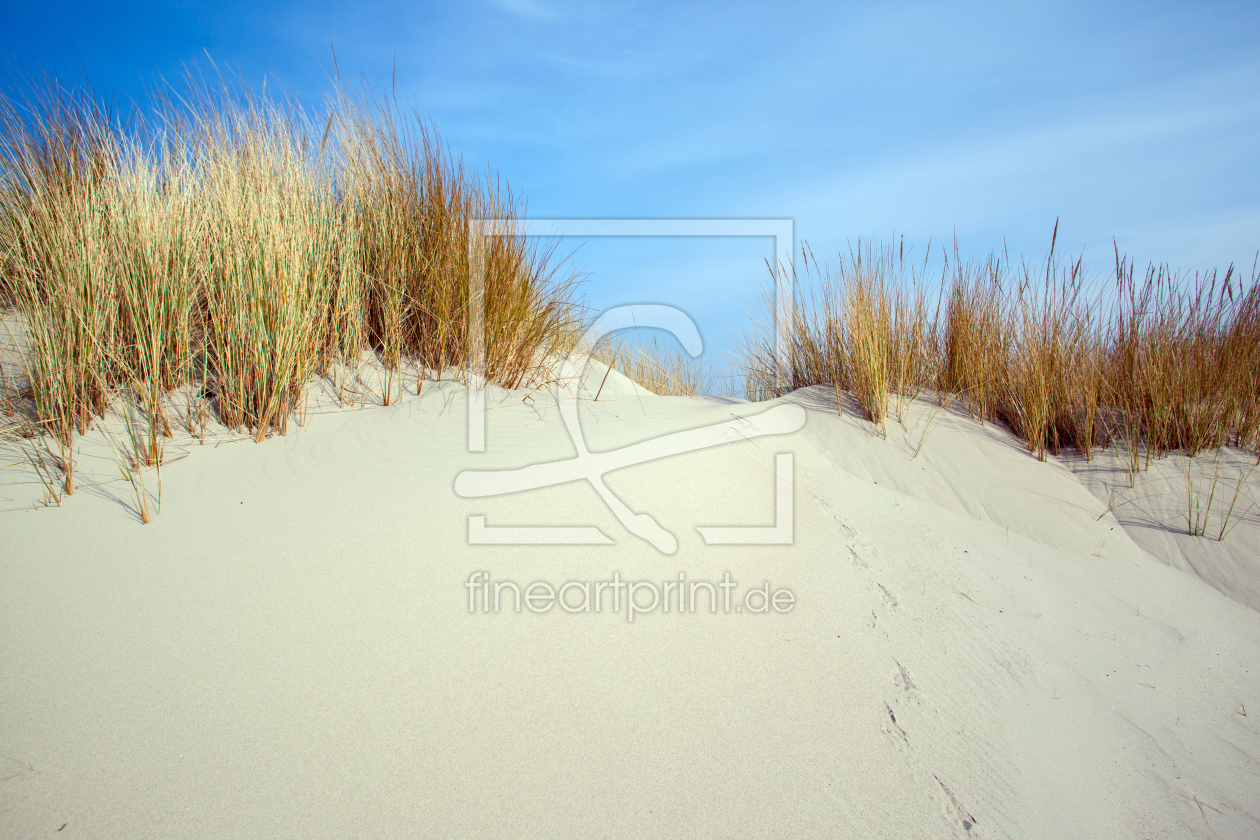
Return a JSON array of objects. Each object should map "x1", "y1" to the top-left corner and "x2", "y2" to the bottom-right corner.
[{"x1": 4, "y1": 0, "x2": 1259, "y2": 377}]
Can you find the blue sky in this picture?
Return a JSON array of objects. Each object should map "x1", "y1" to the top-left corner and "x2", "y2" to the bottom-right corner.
[{"x1": 4, "y1": 1, "x2": 1259, "y2": 374}]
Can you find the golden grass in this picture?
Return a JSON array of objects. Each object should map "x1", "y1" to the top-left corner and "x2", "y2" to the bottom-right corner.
[
  {"x1": 0, "y1": 69, "x2": 582, "y2": 492},
  {"x1": 747, "y1": 240, "x2": 943, "y2": 429},
  {"x1": 591, "y1": 332, "x2": 709, "y2": 397},
  {"x1": 742, "y1": 231, "x2": 1260, "y2": 466},
  {"x1": 5, "y1": 68, "x2": 1256, "y2": 523}
]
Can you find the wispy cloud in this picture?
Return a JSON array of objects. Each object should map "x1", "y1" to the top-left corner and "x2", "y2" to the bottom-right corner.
[
  {"x1": 758, "y1": 60, "x2": 1260, "y2": 270},
  {"x1": 491, "y1": 0, "x2": 557, "y2": 21}
]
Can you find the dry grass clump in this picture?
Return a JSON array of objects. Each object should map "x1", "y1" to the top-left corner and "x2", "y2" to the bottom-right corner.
[
  {"x1": 999, "y1": 234, "x2": 1101, "y2": 461},
  {"x1": 939, "y1": 253, "x2": 1007, "y2": 423},
  {"x1": 1110, "y1": 257, "x2": 1260, "y2": 460},
  {"x1": 0, "y1": 69, "x2": 581, "y2": 494},
  {"x1": 0, "y1": 82, "x2": 120, "y2": 491},
  {"x1": 746, "y1": 239, "x2": 941, "y2": 429},
  {"x1": 741, "y1": 229, "x2": 1260, "y2": 466},
  {"x1": 335, "y1": 88, "x2": 576, "y2": 401},
  {"x1": 591, "y1": 332, "x2": 709, "y2": 397}
]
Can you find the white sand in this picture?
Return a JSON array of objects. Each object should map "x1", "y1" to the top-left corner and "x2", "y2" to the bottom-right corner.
[{"x1": 1, "y1": 365, "x2": 1258, "y2": 838}]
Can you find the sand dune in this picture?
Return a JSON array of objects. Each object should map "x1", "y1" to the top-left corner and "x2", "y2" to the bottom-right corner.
[{"x1": 2, "y1": 366, "x2": 1258, "y2": 838}]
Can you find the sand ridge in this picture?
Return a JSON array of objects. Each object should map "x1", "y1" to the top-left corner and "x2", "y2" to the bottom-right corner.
[{"x1": 1, "y1": 370, "x2": 1258, "y2": 838}]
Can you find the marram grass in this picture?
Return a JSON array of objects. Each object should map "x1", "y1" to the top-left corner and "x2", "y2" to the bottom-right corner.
[
  {"x1": 4, "y1": 71, "x2": 1257, "y2": 524},
  {"x1": 0, "y1": 70, "x2": 583, "y2": 493},
  {"x1": 742, "y1": 232, "x2": 1260, "y2": 464}
]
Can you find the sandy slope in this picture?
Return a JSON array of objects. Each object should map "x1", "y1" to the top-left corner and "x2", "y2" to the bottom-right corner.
[{"x1": 1, "y1": 367, "x2": 1258, "y2": 839}]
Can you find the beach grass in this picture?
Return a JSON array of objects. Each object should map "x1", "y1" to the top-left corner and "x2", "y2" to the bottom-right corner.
[
  {"x1": 590, "y1": 332, "x2": 712, "y2": 398},
  {"x1": 4, "y1": 67, "x2": 1258, "y2": 513},
  {"x1": 741, "y1": 228, "x2": 1260, "y2": 465},
  {"x1": 0, "y1": 69, "x2": 582, "y2": 490}
]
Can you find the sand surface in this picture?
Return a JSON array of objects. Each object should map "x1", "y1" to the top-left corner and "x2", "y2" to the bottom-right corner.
[{"x1": 2, "y1": 364, "x2": 1259, "y2": 838}]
